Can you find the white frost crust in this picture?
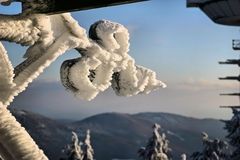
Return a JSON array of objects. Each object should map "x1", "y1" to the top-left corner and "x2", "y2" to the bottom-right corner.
[
  {"x1": 0, "y1": 15, "x2": 41, "y2": 46},
  {"x1": 112, "y1": 64, "x2": 166, "y2": 97},
  {"x1": 0, "y1": 106, "x2": 48, "y2": 160},
  {"x1": 63, "y1": 20, "x2": 166, "y2": 100},
  {"x1": 0, "y1": 14, "x2": 166, "y2": 160},
  {"x1": 0, "y1": 14, "x2": 165, "y2": 104},
  {"x1": 0, "y1": 42, "x2": 15, "y2": 89},
  {"x1": 0, "y1": 13, "x2": 90, "y2": 106}
]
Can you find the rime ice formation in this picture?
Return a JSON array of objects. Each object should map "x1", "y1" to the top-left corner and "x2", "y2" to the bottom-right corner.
[
  {"x1": 61, "y1": 20, "x2": 166, "y2": 101},
  {"x1": 0, "y1": 13, "x2": 90, "y2": 106},
  {"x1": 0, "y1": 104, "x2": 48, "y2": 160},
  {"x1": 0, "y1": 13, "x2": 90, "y2": 160},
  {"x1": 0, "y1": 11, "x2": 165, "y2": 160},
  {"x1": 0, "y1": 42, "x2": 15, "y2": 91},
  {"x1": 0, "y1": 14, "x2": 165, "y2": 106}
]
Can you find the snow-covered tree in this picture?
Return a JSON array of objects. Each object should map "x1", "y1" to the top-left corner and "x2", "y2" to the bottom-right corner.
[
  {"x1": 191, "y1": 132, "x2": 229, "y2": 160},
  {"x1": 82, "y1": 130, "x2": 94, "y2": 160},
  {"x1": 61, "y1": 132, "x2": 83, "y2": 160},
  {"x1": 61, "y1": 130, "x2": 94, "y2": 160},
  {"x1": 181, "y1": 154, "x2": 187, "y2": 160},
  {"x1": 223, "y1": 108, "x2": 240, "y2": 160},
  {"x1": 138, "y1": 124, "x2": 171, "y2": 160}
]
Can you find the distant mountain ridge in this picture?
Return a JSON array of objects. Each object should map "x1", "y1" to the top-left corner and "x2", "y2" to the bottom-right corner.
[{"x1": 10, "y1": 108, "x2": 227, "y2": 160}]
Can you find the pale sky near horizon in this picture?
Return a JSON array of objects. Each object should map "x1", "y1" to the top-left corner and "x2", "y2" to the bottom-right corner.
[{"x1": 1, "y1": 0, "x2": 240, "y2": 120}]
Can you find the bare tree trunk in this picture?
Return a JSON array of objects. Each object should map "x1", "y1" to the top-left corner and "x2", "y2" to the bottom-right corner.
[{"x1": 0, "y1": 105, "x2": 48, "y2": 160}]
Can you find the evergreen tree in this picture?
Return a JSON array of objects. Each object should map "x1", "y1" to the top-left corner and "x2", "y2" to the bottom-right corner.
[
  {"x1": 138, "y1": 123, "x2": 171, "y2": 160},
  {"x1": 223, "y1": 108, "x2": 240, "y2": 160},
  {"x1": 82, "y1": 130, "x2": 94, "y2": 160},
  {"x1": 61, "y1": 132, "x2": 83, "y2": 160},
  {"x1": 191, "y1": 132, "x2": 228, "y2": 160}
]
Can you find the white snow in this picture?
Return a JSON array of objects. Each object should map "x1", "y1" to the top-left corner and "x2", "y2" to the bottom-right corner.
[
  {"x1": 0, "y1": 14, "x2": 165, "y2": 105},
  {"x1": 0, "y1": 42, "x2": 15, "y2": 89},
  {"x1": 0, "y1": 13, "x2": 90, "y2": 106},
  {"x1": 62, "y1": 131, "x2": 83, "y2": 160},
  {"x1": 181, "y1": 154, "x2": 187, "y2": 160},
  {"x1": 0, "y1": 106, "x2": 48, "y2": 160},
  {"x1": 61, "y1": 20, "x2": 166, "y2": 100}
]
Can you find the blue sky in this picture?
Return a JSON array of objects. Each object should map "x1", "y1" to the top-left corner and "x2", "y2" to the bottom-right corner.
[{"x1": 1, "y1": 0, "x2": 239, "y2": 120}]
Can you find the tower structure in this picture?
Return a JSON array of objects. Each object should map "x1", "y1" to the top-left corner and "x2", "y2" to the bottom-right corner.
[
  {"x1": 187, "y1": 3, "x2": 240, "y2": 158},
  {"x1": 219, "y1": 54, "x2": 240, "y2": 109},
  {"x1": 219, "y1": 45, "x2": 240, "y2": 108},
  {"x1": 187, "y1": 0, "x2": 240, "y2": 110}
]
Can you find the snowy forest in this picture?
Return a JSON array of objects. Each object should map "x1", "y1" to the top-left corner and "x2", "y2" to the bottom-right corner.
[
  {"x1": 58, "y1": 108, "x2": 240, "y2": 160},
  {"x1": 0, "y1": 0, "x2": 240, "y2": 160}
]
